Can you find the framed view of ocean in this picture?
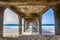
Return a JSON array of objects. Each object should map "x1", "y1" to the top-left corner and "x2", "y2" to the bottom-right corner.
[
  {"x1": 42, "y1": 8, "x2": 55, "y2": 35},
  {"x1": 22, "y1": 18, "x2": 39, "y2": 35},
  {"x1": 3, "y1": 8, "x2": 19, "y2": 37}
]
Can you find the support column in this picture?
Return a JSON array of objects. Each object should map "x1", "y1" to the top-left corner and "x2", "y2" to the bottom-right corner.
[
  {"x1": 38, "y1": 15, "x2": 42, "y2": 35},
  {"x1": 0, "y1": 7, "x2": 5, "y2": 37},
  {"x1": 19, "y1": 17, "x2": 22, "y2": 36},
  {"x1": 24, "y1": 20, "x2": 27, "y2": 32},
  {"x1": 55, "y1": 3, "x2": 60, "y2": 35}
]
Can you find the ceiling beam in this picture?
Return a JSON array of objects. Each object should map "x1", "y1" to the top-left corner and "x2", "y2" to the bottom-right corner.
[{"x1": 0, "y1": 1, "x2": 59, "y2": 7}]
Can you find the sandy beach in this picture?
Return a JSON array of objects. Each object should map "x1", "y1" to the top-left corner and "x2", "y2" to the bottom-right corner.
[{"x1": 3, "y1": 32, "x2": 19, "y2": 38}]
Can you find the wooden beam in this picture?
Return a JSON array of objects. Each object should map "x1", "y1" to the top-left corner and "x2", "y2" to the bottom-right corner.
[{"x1": 0, "y1": 1, "x2": 59, "y2": 6}]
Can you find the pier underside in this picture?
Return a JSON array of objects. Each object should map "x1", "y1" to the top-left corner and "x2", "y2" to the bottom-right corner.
[{"x1": 0, "y1": 0, "x2": 60, "y2": 40}]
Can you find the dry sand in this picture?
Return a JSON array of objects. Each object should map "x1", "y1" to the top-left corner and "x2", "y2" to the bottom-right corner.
[{"x1": 3, "y1": 32, "x2": 19, "y2": 38}]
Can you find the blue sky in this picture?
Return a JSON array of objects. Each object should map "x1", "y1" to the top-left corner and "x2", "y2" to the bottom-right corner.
[
  {"x1": 42, "y1": 8, "x2": 55, "y2": 24},
  {"x1": 3, "y1": 8, "x2": 55, "y2": 33}
]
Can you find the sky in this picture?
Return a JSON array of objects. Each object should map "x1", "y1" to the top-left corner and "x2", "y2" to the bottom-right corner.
[
  {"x1": 3, "y1": 8, "x2": 19, "y2": 33},
  {"x1": 42, "y1": 8, "x2": 55, "y2": 24},
  {"x1": 3, "y1": 8, "x2": 55, "y2": 34}
]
